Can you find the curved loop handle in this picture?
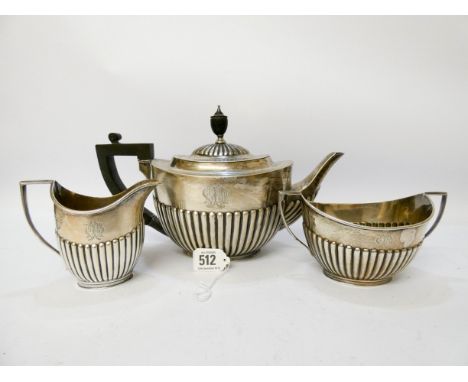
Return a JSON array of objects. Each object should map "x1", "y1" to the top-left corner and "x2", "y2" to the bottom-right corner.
[
  {"x1": 424, "y1": 192, "x2": 448, "y2": 238},
  {"x1": 278, "y1": 191, "x2": 310, "y2": 251},
  {"x1": 19, "y1": 180, "x2": 60, "y2": 255},
  {"x1": 95, "y1": 133, "x2": 166, "y2": 235}
]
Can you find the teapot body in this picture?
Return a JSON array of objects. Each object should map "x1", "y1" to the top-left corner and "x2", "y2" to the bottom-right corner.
[
  {"x1": 95, "y1": 107, "x2": 342, "y2": 259},
  {"x1": 144, "y1": 159, "x2": 302, "y2": 258}
]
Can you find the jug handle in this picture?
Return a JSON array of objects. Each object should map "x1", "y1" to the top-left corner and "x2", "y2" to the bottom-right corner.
[
  {"x1": 424, "y1": 192, "x2": 448, "y2": 238},
  {"x1": 19, "y1": 180, "x2": 60, "y2": 255},
  {"x1": 95, "y1": 133, "x2": 166, "y2": 235},
  {"x1": 278, "y1": 191, "x2": 310, "y2": 251}
]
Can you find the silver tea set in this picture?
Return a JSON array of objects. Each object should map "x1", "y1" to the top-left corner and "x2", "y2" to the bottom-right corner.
[{"x1": 20, "y1": 107, "x2": 447, "y2": 288}]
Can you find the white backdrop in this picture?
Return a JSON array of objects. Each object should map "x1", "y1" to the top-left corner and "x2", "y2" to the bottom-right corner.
[{"x1": 0, "y1": 16, "x2": 467, "y2": 365}]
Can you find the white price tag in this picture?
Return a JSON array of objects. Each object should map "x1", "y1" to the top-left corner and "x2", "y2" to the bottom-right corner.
[{"x1": 193, "y1": 248, "x2": 230, "y2": 272}]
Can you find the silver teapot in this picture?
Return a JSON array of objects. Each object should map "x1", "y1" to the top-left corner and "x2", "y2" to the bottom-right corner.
[{"x1": 96, "y1": 107, "x2": 342, "y2": 258}]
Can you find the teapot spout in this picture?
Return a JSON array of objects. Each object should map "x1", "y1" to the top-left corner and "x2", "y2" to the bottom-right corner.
[
  {"x1": 291, "y1": 152, "x2": 343, "y2": 197},
  {"x1": 280, "y1": 152, "x2": 343, "y2": 228}
]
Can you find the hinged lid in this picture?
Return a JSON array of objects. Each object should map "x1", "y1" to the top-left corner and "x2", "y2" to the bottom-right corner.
[{"x1": 153, "y1": 106, "x2": 291, "y2": 176}]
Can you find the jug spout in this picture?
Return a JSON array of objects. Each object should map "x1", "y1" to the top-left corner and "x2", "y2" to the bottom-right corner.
[
  {"x1": 118, "y1": 179, "x2": 160, "y2": 215},
  {"x1": 122, "y1": 179, "x2": 160, "y2": 204},
  {"x1": 280, "y1": 152, "x2": 343, "y2": 228}
]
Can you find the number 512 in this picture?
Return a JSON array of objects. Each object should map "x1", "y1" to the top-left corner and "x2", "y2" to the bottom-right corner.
[{"x1": 199, "y1": 254, "x2": 216, "y2": 266}]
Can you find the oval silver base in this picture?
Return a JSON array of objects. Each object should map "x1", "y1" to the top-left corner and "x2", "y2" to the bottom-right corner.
[
  {"x1": 77, "y1": 273, "x2": 133, "y2": 289},
  {"x1": 323, "y1": 270, "x2": 392, "y2": 286}
]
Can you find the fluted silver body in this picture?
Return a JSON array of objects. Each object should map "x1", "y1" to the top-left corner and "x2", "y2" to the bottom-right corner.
[
  {"x1": 280, "y1": 191, "x2": 447, "y2": 286},
  {"x1": 20, "y1": 179, "x2": 159, "y2": 288},
  {"x1": 58, "y1": 221, "x2": 144, "y2": 288},
  {"x1": 96, "y1": 109, "x2": 343, "y2": 258},
  {"x1": 155, "y1": 199, "x2": 302, "y2": 258},
  {"x1": 305, "y1": 228, "x2": 421, "y2": 285}
]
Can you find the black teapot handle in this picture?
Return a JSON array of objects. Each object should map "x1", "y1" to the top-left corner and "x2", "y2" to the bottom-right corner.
[{"x1": 95, "y1": 133, "x2": 166, "y2": 234}]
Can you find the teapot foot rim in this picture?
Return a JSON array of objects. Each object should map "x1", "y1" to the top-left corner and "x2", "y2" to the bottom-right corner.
[
  {"x1": 76, "y1": 273, "x2": 134, "y2": 289},
  {"x1": 183, "y1": 249, "x2": 260, "y2": 260},
  {"x1": 323, "y1": 270, "x2": 392, "y2": 286}
]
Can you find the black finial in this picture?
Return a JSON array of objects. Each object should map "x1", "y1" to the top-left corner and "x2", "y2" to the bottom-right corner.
[
  {"x1": 108, "y1": 133, "x2": 122, "y2": 144},
  {"x1": 210, "y1": 105, "x2": 228, "y2": 138},
  {"x1": 214, "y1": 105, "x2": 224, "y2": 116}
]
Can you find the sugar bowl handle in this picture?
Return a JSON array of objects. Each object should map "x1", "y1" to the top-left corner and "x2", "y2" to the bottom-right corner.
[
  {"x1": 278, "y1": 191, "x2": 311, "y2": 251},
  {"x1": 424, "y1": 192, "x2": 448, "y2": 238},
  {"x1": 19, "y1": 180, "x2": 60, "y2": 255}
]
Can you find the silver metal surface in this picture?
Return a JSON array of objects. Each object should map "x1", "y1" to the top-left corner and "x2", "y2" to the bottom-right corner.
[
  {"x1": 20, "y1": 180, "x2": 60, "y2": 254},
  {"x1": 154, "y1": 198, "x2": 302, "y2": 258},
  {"x1": 131, "y1": 107, "x2": 344, "y2": 259},
  {"x1": 59, "y1": 221, "x2": 145, "y2": 288},
  {"x1": 280, "y1": 191, "x2": 447, "y2": 286},
  {"x1": 20, "y1": 179, "x2": 159, "y2": 288},
  {"x1": 142, "y1": 150, "x2": 343, "y2": 258},
  {"x1": 305, "y1": 229, "x2": 421, "y2": 286},
  {"x1": 193, "y1": 136, "x2": 250, "y2": 157}
]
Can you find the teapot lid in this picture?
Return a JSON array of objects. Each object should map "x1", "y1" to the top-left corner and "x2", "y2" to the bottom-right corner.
[
  {"x1": 154, "y1": 106, "x2": 291, "y2": 176},
  {"x1": 191, "y1": 106, "x2": 250, "y2": 157}
]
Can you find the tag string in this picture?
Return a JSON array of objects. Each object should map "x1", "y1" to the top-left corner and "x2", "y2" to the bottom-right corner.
[{"x1": 195, "y1": 263, "x2": 230, "y2": 302}]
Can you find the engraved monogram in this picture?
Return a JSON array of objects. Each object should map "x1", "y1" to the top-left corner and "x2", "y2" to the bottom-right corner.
[
  {"x1": 203, "y1": 185, "x2": 229, "y2": 208},
  {"x1": 375, "y1": 236, "x2": 393, "y2": 246},
  {"x1": 85, "y1": 221, "x2": 104, "y2": 241}
]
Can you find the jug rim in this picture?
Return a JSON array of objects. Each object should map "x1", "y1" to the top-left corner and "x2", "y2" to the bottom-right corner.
[
  {"x1": 301, "y1": 193, "x2": 436, "y2": 232},
  {"x1": 50, "y1": 179, "x2": 159, "y2": 216}
]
